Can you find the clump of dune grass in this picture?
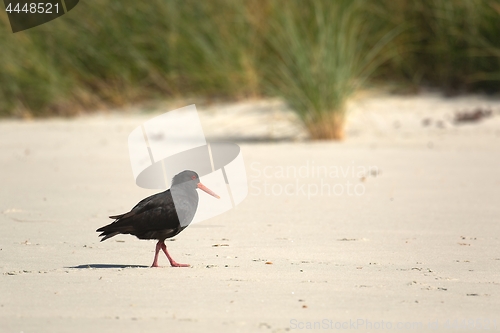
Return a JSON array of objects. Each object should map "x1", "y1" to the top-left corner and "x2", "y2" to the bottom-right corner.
[{"x1": 261, "y1": 0, "x2": 399, "y2": 139}]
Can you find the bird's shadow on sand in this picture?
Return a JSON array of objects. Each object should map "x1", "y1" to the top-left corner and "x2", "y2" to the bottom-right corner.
[{"x1": 68, "y1": 264, "x2": 149, "y2": 269}]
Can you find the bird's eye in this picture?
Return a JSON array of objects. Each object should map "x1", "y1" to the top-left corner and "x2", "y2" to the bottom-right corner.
[{"x1": 191, "y1": 175, "x2": 196, "y2": 180}]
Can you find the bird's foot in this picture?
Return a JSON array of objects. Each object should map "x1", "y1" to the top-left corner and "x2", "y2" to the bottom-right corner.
[{"x1": 170, "y1": 261, "x2": 190, "y2": 267}]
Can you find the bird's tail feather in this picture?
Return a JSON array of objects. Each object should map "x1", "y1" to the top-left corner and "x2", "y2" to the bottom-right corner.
[
  {"x1": 99, "y1": 232, "x2": 120, "y2": 241},
  {"x1": 109, "y1": 211, "x2": 135, "y2": 220},
  {"x1": 96, "y1": 220, "x2": 134, "y2": 241}
]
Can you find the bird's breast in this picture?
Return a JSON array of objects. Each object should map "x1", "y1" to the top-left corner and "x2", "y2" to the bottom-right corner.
[{"x1": 170, "y1": 188, "x2": 199, "y2": 228}]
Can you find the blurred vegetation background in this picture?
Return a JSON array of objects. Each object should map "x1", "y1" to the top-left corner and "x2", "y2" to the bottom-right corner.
[{"x1": 1, "y1": 0, "x2": 500, "y2": 138}]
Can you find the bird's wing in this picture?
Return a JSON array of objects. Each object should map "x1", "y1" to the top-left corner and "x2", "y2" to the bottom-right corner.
[
  {"x1": 97, "y1": 201, "x2": 177, "y2": 236},
  {"x1": 121, "y1": 197, "x2": 195, "y2": 233},
  {"x1": 99, "y1": 189, "x2": 194, "y2": 232},
  {"x1": 126, "y1": 205, "x2": 177, "y2": 232},
  {"x1": 108, "y1": 191, "x2": 166, "y2": 220},
  {"x1": 97, "y1": 189, "x2": 197, "y2": 241}
]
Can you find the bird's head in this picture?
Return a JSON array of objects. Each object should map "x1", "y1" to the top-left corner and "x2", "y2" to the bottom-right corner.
[{"x1": 171, "y1": 170, "x2": 220, "y2": 199}]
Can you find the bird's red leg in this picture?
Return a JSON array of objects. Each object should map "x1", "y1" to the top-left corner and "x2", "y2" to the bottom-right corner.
[
  {"x1": 160, "y1": 243, "x2": 190, "y2": 267},
  {"x1": 151, "y1": 241, "x2": 162, "y2": 267}
]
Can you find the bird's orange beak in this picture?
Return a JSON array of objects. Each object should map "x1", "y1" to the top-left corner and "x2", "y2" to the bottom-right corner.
[{"x1": 197, "y1": 182, "x2": 220, "y2": 199}]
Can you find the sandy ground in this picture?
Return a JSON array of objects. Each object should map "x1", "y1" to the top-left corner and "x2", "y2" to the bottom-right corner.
[{"x1": 1, "y1": 93, "x2": 500, "y2": 332}]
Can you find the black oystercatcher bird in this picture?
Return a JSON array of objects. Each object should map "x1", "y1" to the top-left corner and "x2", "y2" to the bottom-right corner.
[{"x1": 96, "y1": 170, "x2": 219, "y2": 267}]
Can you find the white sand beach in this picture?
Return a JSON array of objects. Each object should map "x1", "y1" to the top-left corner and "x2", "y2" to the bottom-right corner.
[{"x1": 1, "y1": 92, "x2": 499, "y2": 332}]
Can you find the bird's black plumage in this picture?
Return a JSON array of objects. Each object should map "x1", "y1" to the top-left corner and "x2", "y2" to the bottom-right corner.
[
  {"x1": 97, "y1": 170, "x2": 201, "y2": 241},
  {"x1": 96, "y1": 170, "x2": 219, "y2": 267}
]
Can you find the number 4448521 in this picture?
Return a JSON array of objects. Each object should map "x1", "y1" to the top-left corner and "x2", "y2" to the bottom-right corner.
[{"x1": 5, "y1": 2, "x2": 59, "y2": 14}]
